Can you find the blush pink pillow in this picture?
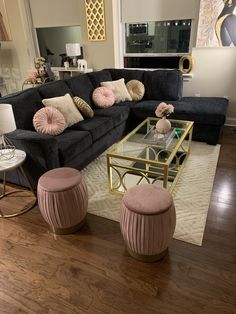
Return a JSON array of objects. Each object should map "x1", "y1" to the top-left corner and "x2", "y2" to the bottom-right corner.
[
  {"x1": 92, "y1": 86, "x2": 115, "y2": 108},
  {"x1": 33, "y1": 107, "x2": 66, "y2": 135}
]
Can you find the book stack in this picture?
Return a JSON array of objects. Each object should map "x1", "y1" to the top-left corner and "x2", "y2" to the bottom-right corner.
[{"x1": 143, "y1": 127, "x2": 176, "y2": 148}]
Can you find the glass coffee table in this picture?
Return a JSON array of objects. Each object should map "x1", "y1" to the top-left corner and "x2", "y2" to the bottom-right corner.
[{"x1": 107, "y1": 117, "x2": 194, "y2": 195}]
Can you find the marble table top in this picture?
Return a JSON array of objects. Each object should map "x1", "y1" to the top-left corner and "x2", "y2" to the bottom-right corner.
[{"x1": 0, "y1": 149, "x2": 26, "y2": 172}]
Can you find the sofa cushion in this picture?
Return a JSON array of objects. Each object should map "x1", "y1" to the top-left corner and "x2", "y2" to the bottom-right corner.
[
  {"x1": 66, "y1": 74, "x2": 94, "y2": 106},
  {"x1": 131, "y1": 100, "x2": 159, "y2": 120},
  {"x1": 69, "y1": 116, "x2": 114, "y2": 141},
  {"x1": 37, "y1": 80, "x2": 71, "y2": 99},
  {"x1": 132, "y1": 97, "x2": 228, "y2": 126},
  {"x1": 106, "y1": 69, "x2": 145, "y2": 83},
  {"x1": 88, "y1": 70, "x2": 112, "y2": 88},
  {"x1": 56, "y1": 130, "x2": 92, "y2": 165},
  {"x1": 143, "y1": 70, "x2": 183, "y2": 101},
  {"x1": 175, "y1": 97, "x2": 228, "y2": 125},
  {"x1": 94, "y1": 106, "x2": 130, "y2": 127},
  {"x1": 0, "y1": 88, "x2": 43, "y2": 130},
  {"x1": 33, "y1": 107, "x2": 66, "y2": 135},
  {"x1": 42, "y1": 93, "x2": 84, "y2": 127},
  {"x1": 114, "y1": 101, "x2": 138, "y2": 109}
]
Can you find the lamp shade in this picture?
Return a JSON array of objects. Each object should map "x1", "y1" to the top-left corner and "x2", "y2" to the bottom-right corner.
[
  {"x1": 66, "y1": 43, "x2": 81, "y2": 57},
  {"x1": 0, "y1": 104, "x2": 16, "y2": 135}
]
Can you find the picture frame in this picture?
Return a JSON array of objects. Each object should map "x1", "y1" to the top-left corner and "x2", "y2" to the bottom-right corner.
[
  {"x1": 197, "y1": 0, "x2": 236, "y2": 47},
  {"x1": 0, "y1": 0, "x2": 11, "y2": 41},
  {"x1": 85, "y1": 0, "x2": 106, "y2": 41}
]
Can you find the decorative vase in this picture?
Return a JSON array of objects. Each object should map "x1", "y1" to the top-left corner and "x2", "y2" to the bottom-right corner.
[{"x1": 156, "y1": 116, "x2": 171, "y2": 134}]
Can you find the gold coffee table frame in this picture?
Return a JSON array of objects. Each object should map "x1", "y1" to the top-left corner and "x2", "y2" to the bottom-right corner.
[{"x1": 107, "y1": 117, "x2": 193, "y2": 195}]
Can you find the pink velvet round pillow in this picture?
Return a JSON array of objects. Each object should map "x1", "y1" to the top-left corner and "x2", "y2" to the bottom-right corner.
[
  {"x1": 33, "y1": 107, "x2": 66, "y2": 135},
  {"x1": 92, "y1": 87, "x2": 115, "y2": 108}
]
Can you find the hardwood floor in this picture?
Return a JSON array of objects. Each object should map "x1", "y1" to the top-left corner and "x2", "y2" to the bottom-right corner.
[{"x1": 0, "y1": 126, "x2": 236, "y2": 314}]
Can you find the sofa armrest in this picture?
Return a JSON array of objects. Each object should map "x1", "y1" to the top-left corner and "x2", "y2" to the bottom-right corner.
[
  {"x1": 8, "y1": 129, "x2": 60, "y2": 170},
  {"x1": 8, "y1": 129, "x2": 60, "y2": 169}
]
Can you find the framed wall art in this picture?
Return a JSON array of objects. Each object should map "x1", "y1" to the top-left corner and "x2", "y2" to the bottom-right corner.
[
  {"x1": 197, "y1": 0, "x2": 236, "y2": 47},
  {"x1": 0, "y1": 0, "x2": 11, "y2": 41},
  {"x1": 85, "y1": 0, "x2": 106, "y2": 41}
]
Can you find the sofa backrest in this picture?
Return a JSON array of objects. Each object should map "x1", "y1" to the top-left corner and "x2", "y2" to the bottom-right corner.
[
  {"x1": 105, "y1": 68, "x2": 183, "y2": 101},
  {"x1": 106, "y1": 68, "x2": 145, "y2": 83},
  {"x1": 0, "y1": 88, "x2": 43, "y2": 130},
  {"x1": 143, "y1": 69, "x2": 183, "y2": 101},
  {"x1": 66, "y1": 74, "x2": 94, "y2": 106},
  {"x1": 37, "y1": 80, "x2": 72, "y2": 99},
  {"x1": 87, "y1": 70, "x2": 112, "y2": 88}
]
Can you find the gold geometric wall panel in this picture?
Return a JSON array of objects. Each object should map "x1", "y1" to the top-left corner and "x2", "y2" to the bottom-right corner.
[{"x1": 85, "y1": 0, "x2": 106, "y2": 41}]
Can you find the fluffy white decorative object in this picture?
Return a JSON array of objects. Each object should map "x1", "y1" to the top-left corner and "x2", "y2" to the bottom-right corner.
[{"x1": 100, "y1": 78, "x2": 132, "y2": 103}]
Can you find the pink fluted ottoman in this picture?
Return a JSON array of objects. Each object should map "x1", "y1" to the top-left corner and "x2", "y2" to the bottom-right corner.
[
  {"x1": 120, "y1": 184, "x2": 176, "y2": 262},
  {"x1": 37, "y1": 167, "x2": 88, "y2": 234}
]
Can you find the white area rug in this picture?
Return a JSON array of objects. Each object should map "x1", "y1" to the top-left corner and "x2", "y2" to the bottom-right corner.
[{"x1": 82, "y1": 142, "x2": 220, "y2": 246}]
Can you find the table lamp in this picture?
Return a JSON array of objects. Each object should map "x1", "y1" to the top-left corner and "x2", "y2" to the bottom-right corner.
[
  {"x1": 66, "y1": 43, "x2": 81, "y2": 67},
  {"x1": 0, "y1": 104, "x2": 16, "y2": 160}
]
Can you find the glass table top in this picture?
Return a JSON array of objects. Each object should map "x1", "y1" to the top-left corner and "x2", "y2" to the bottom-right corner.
[{"x1": 108, "y1": 117, "x2": 193, "y2": 165}]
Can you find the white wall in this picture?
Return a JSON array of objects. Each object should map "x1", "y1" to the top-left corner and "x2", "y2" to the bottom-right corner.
[
  {"x1": 184, "y1": 47, "x2": 236, "y2": 123},
  {"x1": 29, "y1": 0, "x2": 117, "y2": 70},
  {"x1": 0, "y1": 0, "x2": 30, "y2": 94},
  {"x1": 77, "y1": 0, "x2": 117, "y2": 70},
  {"x1": 29, "y1": 0, "x2": 80, "y2": 27},
  {"x1": 121, "y1": 0, "x2": 198, "y2": 22}
]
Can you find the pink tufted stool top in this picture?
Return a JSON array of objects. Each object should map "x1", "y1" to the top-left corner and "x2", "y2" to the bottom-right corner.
[
  {"x1": 37, "y1": 167, "x2": 88, "y2": 234},
  {"x1": 120, "y1": 184, "x2": 176, "y2": 262}
]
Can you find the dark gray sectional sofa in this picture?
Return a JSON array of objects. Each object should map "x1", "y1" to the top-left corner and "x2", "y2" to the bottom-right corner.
[{"x1": 0, "y1": 68, "x2": 228, "y2": 188}]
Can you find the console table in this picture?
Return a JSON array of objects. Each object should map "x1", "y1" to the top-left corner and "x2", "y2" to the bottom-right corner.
[{"x1": 51, "y1": 67, "x2": 93, "y2": 80}]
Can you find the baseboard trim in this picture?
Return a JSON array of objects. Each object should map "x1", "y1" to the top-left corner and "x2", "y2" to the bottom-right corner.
[{"x1": 225, "y1": 117, "x2": 236, "y2": 127}]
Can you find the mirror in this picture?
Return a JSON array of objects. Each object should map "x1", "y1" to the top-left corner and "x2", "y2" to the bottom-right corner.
[
  {"x1": 36, "y1": 26, "x2": 82, "y2": 67},
  {"x1": 125, "y1": 19, "x2": 192, "y2": 54}
]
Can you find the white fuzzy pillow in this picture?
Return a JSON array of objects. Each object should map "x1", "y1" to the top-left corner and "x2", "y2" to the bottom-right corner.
[
  {"x1": 100, "y1": 78, "x2": 132, "y2": 103},
  {"x1": 42, "y1": 93, "x2": 84, "y2": 127}
]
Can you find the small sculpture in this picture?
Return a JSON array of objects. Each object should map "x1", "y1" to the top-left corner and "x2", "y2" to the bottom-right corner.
[
  {"x1": 77, "y1": 59, "x2": 88, "y2": 71},
  {"x1": 34, "y1": 57, "x2": 47, "y2": 80}
]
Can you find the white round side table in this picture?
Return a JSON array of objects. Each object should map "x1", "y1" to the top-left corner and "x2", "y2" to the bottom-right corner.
[{"x1": 0, "y1": 149, "x2": 37, "y2": 218}]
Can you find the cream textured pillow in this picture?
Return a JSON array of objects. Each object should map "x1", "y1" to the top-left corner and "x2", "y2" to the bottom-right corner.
[
  {"x1": 73, "y1": 96, "x2": 94, "y2": 118},
  {"x1": 42, "y1": 93, "x2": 84, "y2": 127},
  {"x1": 126, "y1": 80, "x2": 145, "y2": 101},
  {"x1": 100, "y1": 78, "x2": 132, "y2": 103}
]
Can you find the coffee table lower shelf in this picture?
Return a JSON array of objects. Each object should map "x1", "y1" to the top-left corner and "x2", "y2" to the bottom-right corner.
[{"x1": 107, "y1": 149, "x2": 189, "y2": 195}]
